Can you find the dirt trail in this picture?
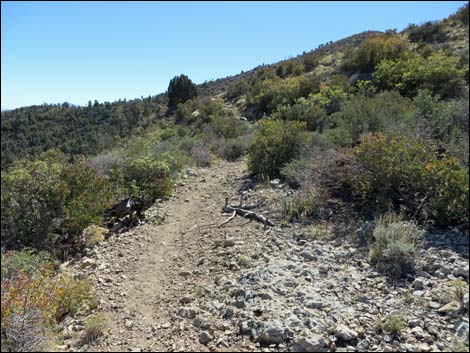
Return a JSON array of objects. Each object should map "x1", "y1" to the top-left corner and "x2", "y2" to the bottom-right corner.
[
  {"x1": 70, "y1": 158, "x2": 469, "y2": 353},
  {"x1": 80, "y1": 160, "x2": 248, "y2": 352}
]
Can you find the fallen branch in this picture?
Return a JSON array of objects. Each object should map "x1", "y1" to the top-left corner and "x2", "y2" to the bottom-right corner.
[
  {"x1": 219, "y1": 210, "x2": 237, "y2": 227},
  {"x1": 220, "y1": 197, "x2": 274, "y2": 228}
]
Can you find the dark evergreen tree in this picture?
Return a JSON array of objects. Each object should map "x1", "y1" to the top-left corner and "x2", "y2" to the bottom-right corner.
[{"x1": 167, "y1": 74, "x2": 198, "y2": 109}]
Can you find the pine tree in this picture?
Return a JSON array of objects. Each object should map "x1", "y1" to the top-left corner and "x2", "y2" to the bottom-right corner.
[{"x1": 167, "y1": 74, "x2": 198, "y2": 109}]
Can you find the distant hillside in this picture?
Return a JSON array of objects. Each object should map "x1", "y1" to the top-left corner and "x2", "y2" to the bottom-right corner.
[{"x1": 2, "y1": 3, "x2": 468, "y2": 169}]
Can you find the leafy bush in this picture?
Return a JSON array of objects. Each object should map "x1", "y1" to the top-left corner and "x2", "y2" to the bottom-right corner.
[
  {"x1": 406, "y1": 21, "x2": 447, "y2": 43},
  {"x1": 275, "y1": 61, "x2": 304, "y2": 78},
  {"x1": 109, "y1": 156, "x2": 173, "y2": 202},
  {"x1": 281, "y1": 192, "x2": 320, "y2": 222},
  {"x1": 1, "y1": 249, "x2": 54, "y2": 280},
  {"x1": 369, "y1": 215, "x2": 424, "y2": 277},
  {"x1": 226, "y1": 80, "x2": 250, "y2": 100},
  {"x1": 331, "y1": 91, "x2": 413, "y2": 143},
  {"x1": 246, "y1": 75, "x2": 320, "y2": 118},
  {"x1": 222, "y1": 136, "x2": 249, "y2": 161},
  {"x1": 273, "y1": 97, "x2": 327, "y2": 131},
  {"x1": 450, "y1": 2, "x2": 469, "y2": 26},
  {"x1": 351, "y1": 133, "x2": 469, "y2": 225},
  {"x1": 248, "y1": 119, "x2": 310, "y2": 178},
  {"x1": 374, "y1": 51, "x2": 466, "y2": 98},
  {"x1": 309, "y1": 85, "x2": 350, "y2": 115},
  {"x1": 344, "y1": 33, "x2": 410, "y2": 73},
  {"x1": 82, "y1": 314, "x2": 106, "y2": 344},
  {"x1": 1, "y1": 153, "x2": 116, "y2": 251},
  {"x1": 1, "y1": 268, "x2": 96, "y2": 351}
]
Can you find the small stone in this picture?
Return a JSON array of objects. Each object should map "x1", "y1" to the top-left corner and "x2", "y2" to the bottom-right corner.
[
  {"x1": 125, "y1": 319, "x2": 133, "y2": 329},
  {"x1": 179, "y1": 270, "x2": 192, "y2": 277},
  {"x1": 180, "y1": 296, "x2": 192, "y2": 304},
  {"x1": 412, "y1": 278, "x2": 425, "y2": 290},
  {"x1": 299, "y1": 249, "x2": 316, "y2": 261},
  {"x1": 259, "y1": 321, "x2": 285, "y2": 344},
  {"x1": 455, "y1": 321, "x2": 469, "y2": 341},
  {"x1": 408, "y1": 319, "x2": 423, "y2": 328},
  {"x1": 199, "y1": 330, "x2": 211, "y2": 345},
  {"x1": 80, "y1": 257, "x2": 96, "y2": 269},
  {"x1": 335, "y1": 324, "x2": 358, "y2": 341},
  {"x1": 357, "y1": 339, "x2": 369, "y2": 350},
  {"x1": 439, "y1": 266, "x2": 452, "y2": 275},
  {"x1": 438, "y1": 300, "x2": 461, "y2": 316},
  {"x1": 428, "y1": 301, "x2": 441, "y2": 309},
  {"x1": 291, "y1": 335, "x2": 325, "y2": 352},
  {"x1": 411, "y1": 326, "x2": 425, "y2": 339},
  {"x1": 223, "y1": 239, "x2": 236, "y2": 247},
  {"x1": 216, "y1": 338, "x2": 230, "y2": 348},
  {"x1": 463, "y1": 293, "x2": 469, "y2": 310},
  {"x1": 178, "y1": 307, "x2": 198, "y2": 319},
  {"x1": 454, "y1": 266, "x2": 469, "y2": 279},
  {"x1": 412, "y1": 290, "x2": 425, "y2": 297}
]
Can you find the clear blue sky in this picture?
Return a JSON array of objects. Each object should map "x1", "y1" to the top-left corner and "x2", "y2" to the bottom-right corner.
[{"x1": 1, "y1": 1, "x2": 466, "y2": 110}]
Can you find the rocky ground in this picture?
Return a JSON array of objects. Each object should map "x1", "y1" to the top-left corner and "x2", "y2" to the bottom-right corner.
[{"x1": 58, "y1": 159, "x2": 469, "y2": 352}]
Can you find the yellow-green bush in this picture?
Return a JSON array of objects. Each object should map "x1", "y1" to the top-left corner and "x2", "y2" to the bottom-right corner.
[
  {"x1": 344, "y1": 33, "x2": 410, "y2": 73},
  {"x1": 374, "y1": 51, "x2": 466, "y2": 98},
  {"x1": 248, "y1": 119, "x2": 310, "y2": 178},
  {"x1": 246, "y1": 75, "x2": 320, "y2": 118},
  {"x1": 109, "y1": 156, "x2": 173, "y2": 202},
  {"x1": 352, "y1": 133, "x2": 469, "y2": 225},
  {"x1": 1, "y1": 261, "x2": 96, "y2": 351},
  {"x1": 1, "y1": 249, "x2": 54, "y2": 279},
  {"x1": 1, "y1": 152, "x2": 116, "y2": 251}
]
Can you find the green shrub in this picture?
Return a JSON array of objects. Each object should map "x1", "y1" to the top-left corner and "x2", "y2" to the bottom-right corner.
[
  {"x1": 309, "y1": 85, "x2": 350, "y2": 115},
  {"x1": 272, "y1": 97, "x2": 327, "y2": 131},
  {"x1": 281, "y1": 192, "x2": 320, "y2": 222},
  {"x1": 450, "y1": 3, "x2": 469, "y2": 26},
  {"x1": 332, "y1": 91, "x2": 413, "y2": 142},
  {"x1": 1, "y1": 269, "x2": 96, "y2": 351},
  {"x1": 369, "y1": 215, "x2": 424, "y2": 277},
  {"x1": 82, "y1": 314, "x2": 106, "y2": 344},
  {"x1": 352, "y1": 133, "x2": 469, "y2": 225},
  {"x1": 280, "y1": 158, "x2": 311, "y2": 188},
  {"x1": 226, "y1": 80, "x2": 250, "y2": 100},
  {"x1": 246, "y1": 75, "x2": 320, "y2": 118},
  {"x1": 374, "y1": 51, "x2": 466, "y2": 98},
  {"x1": 406, "y1": 21, "x2": 447, "y2": 43},
  {"x1": 1, "y1": 153, "x2": 116, "y2": 251},
  {"x1": 109, "y1": 156, "x2": 173, "y2": 202},
  {"x1": 248, "y1": 119, "x2": 310, "y2": 178},
  {"x1": 345, "y1": 33, "x2": 410, "y2": 73},
  {"x1": 222, "y1": 136, "x2": 249, "y2": 161},
  {"x1": 1, "y1": 249, "x2": 54, "y2": 280},
  {"x1": 375, "y1": 315, "x2": 406, "y2": 337}
]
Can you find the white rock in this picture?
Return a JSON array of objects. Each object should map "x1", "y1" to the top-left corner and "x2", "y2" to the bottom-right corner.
[
  {"x1": 335, "y1": 324, "x2": 358, "y2": 341},
  {"x1": 291, "y1": 335, "x2": 325, "y2": 352},
  {"x1": 259, "y1": 321, "x2": 285, "y2": 344}
]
